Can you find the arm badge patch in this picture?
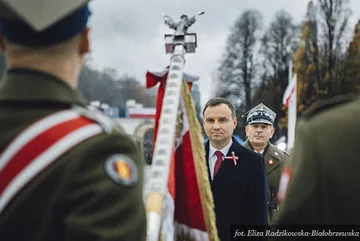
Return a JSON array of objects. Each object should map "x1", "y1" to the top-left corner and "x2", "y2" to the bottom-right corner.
[{"x1": 104, "y1": 154, "x2": 138, "y2": 187}]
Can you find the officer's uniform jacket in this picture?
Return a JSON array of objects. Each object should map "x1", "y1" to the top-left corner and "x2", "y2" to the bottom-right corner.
[
  {"x1": 0, "y1": 69, "x2": 146, "y2": 241},
  {"x1": 243, "y1": 139, "x2": 290, "y2": 223}
]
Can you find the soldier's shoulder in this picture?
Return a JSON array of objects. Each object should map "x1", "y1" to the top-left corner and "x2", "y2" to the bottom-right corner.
[
  {"x1": 71, "y1": 106, "x2": 139, "y2": 153},
  {"x1": 70, "y1": 107, "x2": 142, "y2": 162},
  {"x1": 268, "y1": 143, "x2": 290, "y2": 160},
  {"x1": 73, "y1": 105, "x2": 125, "y2": 135},
  {"x1": 241, "y1": 144, "x2": 262, "y2": 159},
  {"x1": 281, "y1": 149, "x2": 290, "y2": 158},
  {"x1": 241, "y1": 140, "x2": 251, "y2": 149},
  {"x1": 302, "y1": 95, "x2": 356, "y2": 120}
]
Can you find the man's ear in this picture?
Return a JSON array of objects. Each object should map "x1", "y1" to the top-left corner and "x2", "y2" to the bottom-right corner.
[
  {"x1": 270, "y1": 126, "x2": 275, "y2": 138},
  {"x1": 0, "y1": 33, "x2": 6, "y2": 52},
  {"x1": 79, "y1": 27, "x2": 90, "y2": 54},
  {"x1": 233, "y1": 117, "x2": 237, "y2": 129}
]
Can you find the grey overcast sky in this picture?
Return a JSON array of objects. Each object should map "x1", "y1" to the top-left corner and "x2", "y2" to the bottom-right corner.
[{"x1": 87, "y1": 0, "x2": 360, "y2": 107}]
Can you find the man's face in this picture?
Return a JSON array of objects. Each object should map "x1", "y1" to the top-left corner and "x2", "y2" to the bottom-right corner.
[
  {"x1": 203, "y1": 103, "x2": 237, "y2": 146},
  {"x1": 245, "y1": 123, "x2": 275, "y2": 147}
]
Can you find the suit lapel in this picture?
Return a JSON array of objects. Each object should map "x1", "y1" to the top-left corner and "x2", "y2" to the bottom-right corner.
[
  {"x1": 204, "y1": 141, "x2": 212, "y2": 183},
  {"x1": 212, "y1": 155, "x2": 233, "y2": 183}
]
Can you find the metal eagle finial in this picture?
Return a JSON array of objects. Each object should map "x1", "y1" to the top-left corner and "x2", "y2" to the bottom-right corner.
[{"x1": 161, "y1": 11, "x2": 205, "y2": 36}]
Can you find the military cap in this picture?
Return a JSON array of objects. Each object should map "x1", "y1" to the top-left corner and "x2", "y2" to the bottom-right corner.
[
  {"x1": 242, "y1": 103, "x2": 276, "y2": 125},
  {"x1": 0, "y1": 0, "x2": 91, "y2": 47}
]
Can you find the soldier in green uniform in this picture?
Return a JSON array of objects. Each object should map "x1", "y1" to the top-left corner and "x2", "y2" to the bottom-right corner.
[
  {"x1": 242, "y1": 103, "x2": 290, "y2": 224},
  {"x1": 277, "y1": 96, "x2": 360, "y2": 226},
  {"x1": 0, "y1": 1, "x2": 146, "y2": 240}
]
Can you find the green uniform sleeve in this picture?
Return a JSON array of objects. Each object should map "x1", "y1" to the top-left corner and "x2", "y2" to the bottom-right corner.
[{"x1": 61, "y1": 132, "x2": 146, "y2": 241}]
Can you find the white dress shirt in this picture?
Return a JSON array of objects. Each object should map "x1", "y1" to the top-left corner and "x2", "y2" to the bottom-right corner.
[{"x1": 208, "y1": 140, "x2": 233, "y2": 180}]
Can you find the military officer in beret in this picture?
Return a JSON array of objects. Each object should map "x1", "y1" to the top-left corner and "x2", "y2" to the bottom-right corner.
[
  {"x1": 0, "y1": 1, "x2": 146, "y2": 240},
  {"x1": 242, "y1": 103, "x2": 290, "y2": 224},
  {"x1": 277, "y1": 96, "x2": 360, "y2": 226}
]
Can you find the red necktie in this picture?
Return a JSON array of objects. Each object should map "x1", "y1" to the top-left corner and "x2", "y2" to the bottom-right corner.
[{"x1": 213, "y1": 151, "x2": 223, "y2": 177}]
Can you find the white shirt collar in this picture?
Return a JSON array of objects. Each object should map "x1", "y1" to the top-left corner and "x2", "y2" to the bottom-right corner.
[{"x1": 209, "y1": 139, "x2": 233, "y2": 158}]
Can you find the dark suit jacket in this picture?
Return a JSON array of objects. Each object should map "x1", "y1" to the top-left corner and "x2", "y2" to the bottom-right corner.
[{"x1": 205, "y1": 138, "x2": 268, "y2": 241}]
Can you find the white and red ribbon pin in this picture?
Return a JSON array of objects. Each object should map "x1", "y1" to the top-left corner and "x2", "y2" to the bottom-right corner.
[{"x1": 225, "y1": 151, "x2": 238, "y2": 165}]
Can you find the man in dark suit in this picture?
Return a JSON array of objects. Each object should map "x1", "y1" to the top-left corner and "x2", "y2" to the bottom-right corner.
[{"x1": 203, "y1": 97, "x2": 268, "y2": 241}]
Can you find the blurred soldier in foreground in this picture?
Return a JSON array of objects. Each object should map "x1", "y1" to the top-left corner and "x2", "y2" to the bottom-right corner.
[
  {"x1": 277, "y1": 96, "x2": 360, "y2": 225},
  {"x1": 242, "y1": 103, "x2": 290, "y2": 224},
  {"x1": 0, "y1": 1, "x2": 146, "y2": 240}
]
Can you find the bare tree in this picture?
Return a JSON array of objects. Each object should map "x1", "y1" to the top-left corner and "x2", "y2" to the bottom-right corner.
[
  {"x1": 308, "y1": 1, "x2": 321, "y2": 86},
  {"x1": 78, "y1": 65, "x2": 155, "y2": 112},
  {"x1": 293, "y1": 0, "x2": 352, "y2": 115},
  {"x1": 214, "y1": 10, "x2": 263, "y2": 112},
  {"x1": 294, "y1": 1, "x2": 323, "y2": 115},
  {"x1": 78, "y1": 65, "x2": 102, "y2": 102},
  {"x1": 261, "y1": 10, "x2": 299, "y2": 90},
  {"x1": 317, "y1": 0, "x2": 352, "y2": 96},
  {"x1": 341, "y1": 20, "x2": 360, "y2": 94},
  {"x1": 258, "y1": 10, "x2": 299, "y2": 140}
]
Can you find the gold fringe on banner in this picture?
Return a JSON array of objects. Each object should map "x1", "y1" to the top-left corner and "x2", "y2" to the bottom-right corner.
[{"x1": 181, "y1": 80, "x2": 219, "y2": 241}]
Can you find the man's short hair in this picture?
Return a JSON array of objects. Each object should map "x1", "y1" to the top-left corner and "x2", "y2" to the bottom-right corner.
[{"x1": 202, "y1": 97, "x2": 236, "y2": 118}]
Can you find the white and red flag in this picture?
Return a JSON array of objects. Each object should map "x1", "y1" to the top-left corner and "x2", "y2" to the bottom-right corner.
[
  {"x1": 282, "y1": 74, "x2": 297, "y2": 107},
  {"x1": 283, "y1": 74, "x2": 297, "y2": 152},
  {"x1": 277, "y1": 73, "x2": 297, "y2": 204}
]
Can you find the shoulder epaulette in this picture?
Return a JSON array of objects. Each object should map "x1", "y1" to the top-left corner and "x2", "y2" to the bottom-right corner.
[
  {"x1": 282, "y1": 150, "x2": 290, "y2": 157},
  {"x1": 270, "y1": 143, "x2": 290, "y2": 158},
  {"x1": 302, "y1": 95, "x2": 355, "y2": 120},
  {"x1": 73, "y1": 105, "x2": 116, "y2": 134}
]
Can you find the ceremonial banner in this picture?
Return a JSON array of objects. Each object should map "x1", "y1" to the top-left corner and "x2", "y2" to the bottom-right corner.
[{"x1": 146, "y1": 70, "x2": 219, "y2": 241}]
